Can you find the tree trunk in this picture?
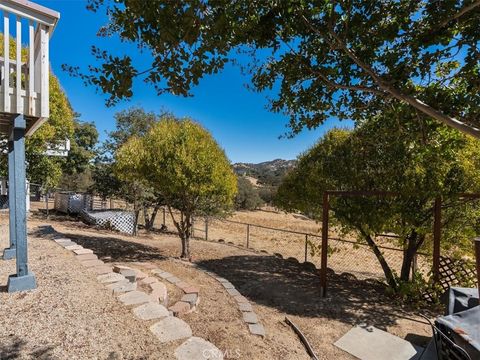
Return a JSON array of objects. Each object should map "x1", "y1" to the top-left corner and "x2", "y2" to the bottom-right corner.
[
  {"x1": 133, "y1": 210, "x2": 140, "y2": 236},
  {"x1": 167, "y1": 206, "x2": 192, "y2": 260},
  {"x1": 400, "y1": 230, "x2": 425, "y2": 282},
  {"x1": 180, "y1": 235, "x2": 190, "y2": 259},
  {"x1": 361, "y1": 229, "x2": 398, "y2": 291},
  {"x1": 145, "y1": 205, "x2": 160, "y2": 231},
  {"x1": 400, "y1": 231, "x2": 416, "y2": 282},
  {"x1": 143, "y1": 207, "x2": 149, "y2": 229}
]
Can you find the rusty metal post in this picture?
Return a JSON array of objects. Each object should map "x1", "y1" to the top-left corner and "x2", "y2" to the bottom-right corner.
[
  {"x1": 433, "y1": 197, "x2": 442, "y2": 283},
  {"x1": 474, "y1": 238, "x2": 480, "y2": 300},
  {"x1": 320, "y1": 192, "x2": 329, "y2": 297},
  {"x1": 304, "y1": 234, "x2": 308, "y2": 263},
  {"x1": 246, "y1": 224, "x2": 250, "y2": 248}
]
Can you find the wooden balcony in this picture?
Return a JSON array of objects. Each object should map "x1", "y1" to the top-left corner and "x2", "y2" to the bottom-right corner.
[{"x1": 0, "y1": 0, "x2": 59, "y2": 136}]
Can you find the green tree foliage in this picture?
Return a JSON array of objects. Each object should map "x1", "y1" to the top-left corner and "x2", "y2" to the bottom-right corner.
[
  {"x1": 258, "y1": 186, "x2": 278, "y2": 206},
  {"x1": 71, "y1": 1, "x2": 480, "y2": 137},
  {"x1": 0, "y1": 33, "x2": 76, "y2": 189},
  {"x1": 101, "y1": 107, "x2": 167, "y2": 159},
  {"x1": 276, "y1": 106, "x2": 480, "y2": 291},
  {"x1": 62, "y1": 118, "x2": 99, "y2": 175},
  {"x1": 58, "y1": 119, "x2": 99, "y2": 192},
  {"x1": 235, "y1": 176, "x2": 263, "y2": 210},
  {"x1": 92, "y1": 107, "x2": 166, "y2": 232},
  {"x1": 115, "y1": 117, "x2": 237, "y2": 258},
  {"x1": 25, "y1": 74, "x2": 75, "y2": 189},
  {"x1": 91, "y1": 162, "x2": 122, "y2": 200}
]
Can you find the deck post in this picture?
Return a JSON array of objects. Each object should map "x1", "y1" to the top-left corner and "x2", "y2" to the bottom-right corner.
[
  {"x1": 3, "y1": 140, "x2": 17, "y2": 259},
  {"x1": 320, "y1": 192, "x2": 329, "y2": 297},
  {"x1": 7, "y1": 114, "x2": 37, "y2": 292}
]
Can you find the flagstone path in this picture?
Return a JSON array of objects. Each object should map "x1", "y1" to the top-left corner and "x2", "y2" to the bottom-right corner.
[{"x1": 45, "y1": 225, "x2": 224, "y2": 360}]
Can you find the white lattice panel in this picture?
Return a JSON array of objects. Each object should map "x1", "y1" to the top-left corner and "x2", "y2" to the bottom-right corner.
[
  {"x1": 54, "y1": 192, "x2": 92, "y2": 214},
  {"x1": 81, "y1": 210, "x2": 135, "y2": 235}
]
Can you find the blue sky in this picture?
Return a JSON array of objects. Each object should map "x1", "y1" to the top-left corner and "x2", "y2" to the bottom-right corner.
[{"x1": 38, "y1": 0, "x2": 351, "y2": 163}]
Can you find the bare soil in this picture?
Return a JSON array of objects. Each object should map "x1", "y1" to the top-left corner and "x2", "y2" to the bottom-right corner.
[
  {"x1": 161, "y1": 208, "x2": 417, "y2": 280},
  {"x1": 0, "y1": 212, "x2": 176, "y2": 360},
  {"x1": 30, "y1": 210, "x2": 434, "y2": 360}
]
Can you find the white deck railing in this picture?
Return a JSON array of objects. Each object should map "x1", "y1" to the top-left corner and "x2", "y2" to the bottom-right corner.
[{"x1": 0, "y1": 0, "x2": 59, "y2": 133}]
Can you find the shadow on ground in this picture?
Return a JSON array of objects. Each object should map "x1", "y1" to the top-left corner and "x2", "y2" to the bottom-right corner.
[
  {"x1": 32, "y1": 223, "x2": 428, "y2": 332},
  {"x1": 0, "y1": 336, "x2": 55, "y2": 360},
  {"x1": 31, "y1": 227, "x2": 167, "y2": 264},
  {"x1": 197, "y1": 255, "x2": 425, "y2": 331}
]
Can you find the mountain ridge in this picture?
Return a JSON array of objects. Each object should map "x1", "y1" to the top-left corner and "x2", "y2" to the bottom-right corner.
[{"x1": 233, "y1": 158, "x2": 297, "y2": 186}]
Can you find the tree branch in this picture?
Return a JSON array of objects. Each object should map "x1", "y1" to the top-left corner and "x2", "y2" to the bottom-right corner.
[
  {"x1": 300, "y1": 14, "x2": 480, "y2": 138},
  {"x1": 433, "y1": 0, "x2": 480, "y2": 31}
]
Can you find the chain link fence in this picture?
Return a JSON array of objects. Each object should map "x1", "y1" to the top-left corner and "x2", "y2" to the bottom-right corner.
[
  {"x1": 149, "y1": 209, "x2": 424, "y2": 283},
  {"x1": 26, "y1": 189, "x2": 434, "y2": 284}
]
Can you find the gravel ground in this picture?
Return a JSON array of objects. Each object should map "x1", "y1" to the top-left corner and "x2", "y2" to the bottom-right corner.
[{"x1": 0, "y1": 213, "x2": 176, "y2": 360}]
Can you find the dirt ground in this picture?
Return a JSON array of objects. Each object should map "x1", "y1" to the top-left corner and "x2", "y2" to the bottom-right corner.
[
  {"x1": 161, "y1": 208, "x2": 416, "y2": 280},
  {"x1": 39, "y1": 200, "x2": 422, "y2": 280},
  {"x1": 20, "y1": 208, "x2": 435, "y2": 360},
  {"x1": 0, "y1": 212, "x2": 176, "y2": 360}
]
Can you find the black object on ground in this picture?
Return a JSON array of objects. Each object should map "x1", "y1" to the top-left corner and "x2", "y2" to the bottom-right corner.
[{"x1": 285, "y1": 317, "x2": 318, "y2": 360}]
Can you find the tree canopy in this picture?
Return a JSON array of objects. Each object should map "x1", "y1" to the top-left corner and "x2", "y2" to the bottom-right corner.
[
  {"x1": 115, "y1": 117, "x2": 237, "y2": 258},
  {"x1": 24, "y1": 74, "x2": 76, "y2": 189},
  {"x1": 101, "y1": 107, "x2": 167, "y2": 160},
  {"x1": 91, "y1": 107, "x2": 165, "y2": 232},
  {"x1": 276, "y1": 103, "x2": 480, "y2": 291},
  {"x1": 70, "y1": 0, "x2": 480, "y2": 137},
  {"x1": 62, "y1": 119, "x2": 99, "y2": 176},
  {"x1": 0, "y1": 34, "x2": 77, "y2": 189},
  {"x1": 235, "y1": 176, "x2": 264, "y2": 210}
]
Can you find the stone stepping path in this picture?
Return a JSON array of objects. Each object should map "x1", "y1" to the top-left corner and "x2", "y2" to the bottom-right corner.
[
  {"x1": 150, "y1": 268, "x2": 200, "y2": 316},
  {"x1": 133, "y1": 302, "x2": 169, "y2": 320},
  {"x1": 46, "y1": 227, "x2": 222, "y2": 359},
  {"x1": 174, "y1": 337, "x2": 223, "y2": 360},
  {"x1": 150, "y1": 317, "x2": 193, "y2": 343}
]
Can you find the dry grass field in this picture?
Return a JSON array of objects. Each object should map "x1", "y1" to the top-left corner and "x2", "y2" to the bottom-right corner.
[
  {"x1": 159, "y1": 208, "x2": 418, "y2": 281},
  {"x1": 34, "y1": 200, "x2": 429, "y2": 282}
]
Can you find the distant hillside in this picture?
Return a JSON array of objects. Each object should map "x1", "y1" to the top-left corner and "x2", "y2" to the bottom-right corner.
[{"x1": 233, "y1": 159, "x2": 297, "y2": 186}]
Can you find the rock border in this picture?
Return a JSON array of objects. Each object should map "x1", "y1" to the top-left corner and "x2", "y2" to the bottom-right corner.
[
  {"x1": 148, "y1": 268, "x2": 201, "y2": 316},
  {"x1": 193, "y1": 264, "x2": 266, "y2": 338},
  {"x1": 43, "y1": 226, "x2": 223, "y2": 360}
]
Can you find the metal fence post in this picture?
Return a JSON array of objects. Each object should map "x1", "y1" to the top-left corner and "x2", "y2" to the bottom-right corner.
[
  {"x1": 205, "y1": 217, "x2": 209, "y2": 241},
  {"x1": 246, "y1": 224, "x2": 250, "y2": 248},
  {"x1": 305, "y1": 234, "x2": 308, "y2": 263}
]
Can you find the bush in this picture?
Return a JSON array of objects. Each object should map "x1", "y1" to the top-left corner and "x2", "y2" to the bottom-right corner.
[
  {"x1": 235, "y1": 177, "x2": 263, "y2": 210},
  {"x1": 259, "y1": 186, "x2": 277, "y2": 205}
]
